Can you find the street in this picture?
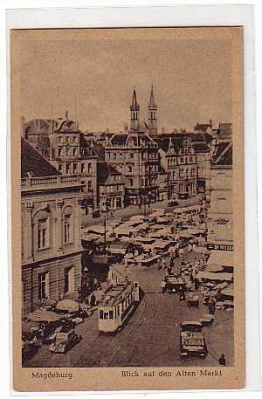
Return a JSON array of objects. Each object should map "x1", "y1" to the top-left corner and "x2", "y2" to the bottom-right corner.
[{"x1": 23, "y1": 251, "x2": 233, "y2": 368}]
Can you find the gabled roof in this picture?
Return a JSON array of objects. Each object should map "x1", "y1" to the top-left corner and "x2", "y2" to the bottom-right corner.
[
  {"x1": 79, "y1": 134, "x2": 97, "y2": 158},
  {"x1": 21, "y1": 138, "x2": 60, "y2": 178},
  {"x1": 97, "y1": 162, "x2": 122, "y2": 185},
  {"x1": 109, "y1": 132, "x2": 156, "y2": 147},
  {"x1": 154, "y1": 137, "x2": 183, "y2": 154},
  {"x1": 54, "y1": 119, "x2": 79, "y2": 133}
]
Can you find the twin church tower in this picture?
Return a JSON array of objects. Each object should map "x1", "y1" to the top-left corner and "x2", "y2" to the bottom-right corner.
[{"x1": 130, "y1": 85, "x2": 157, "y2": 136}]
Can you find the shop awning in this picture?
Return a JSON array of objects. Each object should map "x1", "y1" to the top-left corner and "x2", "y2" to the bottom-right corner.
[
  {"x1": 207, "y1": 250, "x2": 233, "y2": 268},
  {"x1": 86, "y1": 225, "x2": 108, "y2": 235},
  {"x1": 196, "y1": 271, "x2": 233, "y2": 282}
]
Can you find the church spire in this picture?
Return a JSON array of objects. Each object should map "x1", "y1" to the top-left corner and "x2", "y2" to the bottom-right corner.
[
  {"x1": 149, "y1": 85, "x2": 157, "y2": 109},
  {"x1": 148, "y1": 85, "x2": 157, "y2": 136},
  {"x1": 130, "y1": 88, "x2": 140, "y2": 132}
]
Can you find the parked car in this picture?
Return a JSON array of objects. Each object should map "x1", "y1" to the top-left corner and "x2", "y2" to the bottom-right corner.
[
  {"x1": 179, "y1": 321, "x2": 208, "y2": 358},
  {"x1": 49, "y1": 328, "x2": 82, "y2": 353}
]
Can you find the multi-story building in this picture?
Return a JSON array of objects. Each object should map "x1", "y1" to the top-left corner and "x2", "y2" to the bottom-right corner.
[
  {"x1": 97, "y1": 162, "x2": 125, "y2": 210},
  {"x1": 49, "y1": 114, "x2": 98, "y2": 210},
  {"x1": 23, "y1": 114, "x2": 98, "y2": 212},
  {"x1": 104, "y1": 90, "x2": 160, "y2": 205},
  {"x1": 155, "y1": 135, "x2": 198, "y2": 199},
  {"x1": 207, "y1": 141, "x2": 233, "y2": 246},
  {"x1": 187, "y1": 133, "x2": 212, "y2": 193},
  {"x1": 21, "y1": 138, "x2": 84, "y2": 315}
]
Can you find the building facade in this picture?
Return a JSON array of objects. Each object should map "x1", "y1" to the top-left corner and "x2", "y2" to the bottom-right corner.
[
  {"x1": 156, "y1": 135, "x2": 198, "y2": 199},
  {"x1": 207, "y1": 141, "x2": 233, "y2": 245},
  {"x1": 23, "y1": 114, "x2": 98, "y2": 212},
  {"x1": 97, "y1": 162, "x2": 125, "y2": 211},
  {"x1": 104, "y1": 90, "x2": 160, "y2": 205},
  {"x1": 21, "y1": 138, "x2": 84, "y2": 315}
]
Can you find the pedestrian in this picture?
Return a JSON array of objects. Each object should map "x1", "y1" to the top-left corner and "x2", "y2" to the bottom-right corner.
[
  {"x1": 161, "y1": 279, "x2": 166, "y2": 293},
  {"x1": 194, "y1": 278, "x2": 200, "y2": 291},
  {"x1": 90, "y1": 293, "x2": 96, "y2": 307},
  {"x1": 179, "y1": 285, "x2": 186, "y2": 301},
  {"x1": 219, "y1": 354, "x2": 226, "y2": 366}
]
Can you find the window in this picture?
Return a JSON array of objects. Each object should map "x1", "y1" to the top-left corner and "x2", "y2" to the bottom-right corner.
[
  {"x1": 59, "y1": 136, "x2": 63, "y2": 143},
  {"x1": 129, "y1": 178, "x2": 133, "y2": 187},
  {"x1": 73, "y1": 163, "x2": 77, "y2": 174},
  {"x1": 88, "y1": 164, "x2": 92, "y2": 173},
  {"x1": 81, "y1": 164, "x2": 85, "y2": 173},
  {"x1": 58, "y1": 164, "x2": 62, "y2": 172},
  {"x1": 38, "y1": 272, "x2": 49, "y2": 301},
  {"x1": 64, "y1": 267, "x2": 75, "y2": 293},
  {"x1": 100, "y1": 310, "x2": 103, "y2": 319},
  {"x1": 129, "y1": 153, "x2": 134, "y2": 159},
  {"x1": 88, "y1": 181, "x2": 92, "y2": 192},
  {"x1": 128, "y1": 165, "x2": 132, "y2": 172},
  {"x1": 58, "y1": 148, "x2": 62, "y2": 156},
  {"x1": 64, "y1": 212, "x2": 73, "y2": 244},
  {"x1": 72, "y1": 148, "x2": 77, "y2": 156},
  {"x1": 37, "y1": 218, "x2": 49, "y2": 249},
  {"x1": 180, "y1": 157, "x2": 184, "y2": 163},
  {"x1": 109, "y1": 311, "x2": 114, "y2": 319},
  {"x1": 66, "y1": 163, "x2": 70, "y2": 174}
]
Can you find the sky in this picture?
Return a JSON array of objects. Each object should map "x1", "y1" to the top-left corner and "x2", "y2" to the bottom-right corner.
[{"x1": 17, "y1": 28, "x2": 233, "y2": 133}]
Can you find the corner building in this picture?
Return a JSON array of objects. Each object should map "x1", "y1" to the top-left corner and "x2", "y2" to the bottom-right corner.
[{"x1": 21, "y1": 138, "x2": 84, "y2": 315}]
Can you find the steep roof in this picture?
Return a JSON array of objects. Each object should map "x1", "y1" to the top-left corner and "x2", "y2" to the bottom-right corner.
[
  {"x1": 21, "y1": 138, "x2": 60, "y2": 178},
  {"x1": 213, "y1": 142, "x2": 232, "y2": 166},
  {"x1": 79, "y1": 134, "x2": 97, "y2": 158},
  {"x1": 130, "y1": 89, "x2": 140, "y2": 111},
  {"x1": 109, "y1": 132, "x2": 156, "y2": 147},
  {"x1": 148, "y1": 85, "x2": 157, "y2": 109},
  {"x1": 97, "y1": 162, "x2": 122, "y2": 185},
  {"x1": 92, "y1": 143, "x2": 106, "y2": 161},
  {"x1": 192, "y1": 142, "x2": 210, "y2": 153},
  {"x1": 154, "y1": 137, "x2": 183, "y2": 154}
]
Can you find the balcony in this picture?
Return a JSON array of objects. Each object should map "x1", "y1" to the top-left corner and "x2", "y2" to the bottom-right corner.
[{"x1": 21, "y1": 174, "x2": 84, "y2": 191}]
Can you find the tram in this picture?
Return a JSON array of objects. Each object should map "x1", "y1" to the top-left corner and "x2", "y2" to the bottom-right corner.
[{"x1": 98, "y1": 281, "x2": 140, "y2": 333}]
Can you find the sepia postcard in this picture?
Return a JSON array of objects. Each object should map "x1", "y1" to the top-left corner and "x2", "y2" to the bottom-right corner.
[{"x1": 11, "y1": 26, "x2": 244, "y2": 391}]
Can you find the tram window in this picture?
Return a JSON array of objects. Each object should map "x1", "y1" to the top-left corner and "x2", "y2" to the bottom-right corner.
[
  {"x1": 117, "y1": 306, "x2": 120, "y2": 316},
  {"x1": 134, "y1": 282, "x2": 138, "y2": 288},
  {"x1": 109, "y1": 311, "x2": 114, "y2": 319},
  {"x1": 99, "y1": 311, "x2": 103, "y2": 319},
  {"x1": 104, "y1": 312, "x2": 108, "y2": 319}
]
